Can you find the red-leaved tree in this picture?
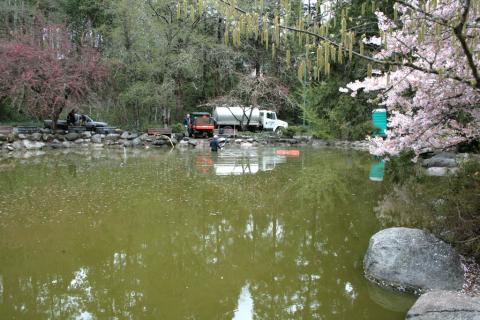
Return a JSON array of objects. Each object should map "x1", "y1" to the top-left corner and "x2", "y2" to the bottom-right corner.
[{"x1": 0, "y1": 24, "x2": 107, "y2": 128}]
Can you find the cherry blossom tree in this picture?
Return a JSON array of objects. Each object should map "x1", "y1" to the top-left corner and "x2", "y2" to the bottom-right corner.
[
  {"x1": 0, "y1": 24, "x2": 107, "y2": 128},
  {"x1": 343, "y1": 0, "x2": 480, "y2": 156}
]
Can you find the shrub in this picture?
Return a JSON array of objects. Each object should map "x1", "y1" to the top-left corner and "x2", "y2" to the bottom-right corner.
[{"x1": 438, "y1": 161, "x2": 480, "y2": 258}]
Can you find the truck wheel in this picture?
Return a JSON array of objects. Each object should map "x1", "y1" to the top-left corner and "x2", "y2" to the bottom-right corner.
[{"x1": 275, "y1": 127, "x2": 284, "y2": 137}]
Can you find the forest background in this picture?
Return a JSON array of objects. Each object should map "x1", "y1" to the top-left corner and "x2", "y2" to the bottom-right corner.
[{"x1": 0, "y1": 0, "x2": 375, "y2": 140}]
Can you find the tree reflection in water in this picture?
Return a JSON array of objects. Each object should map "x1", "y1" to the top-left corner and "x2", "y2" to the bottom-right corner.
[{"x1": 0, "y1": 148, "x2": 415, "y2": 319}]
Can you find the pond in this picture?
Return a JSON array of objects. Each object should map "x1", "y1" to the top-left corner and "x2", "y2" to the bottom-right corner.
[{"x1": 0, "y1": 147, "x2": 416, "y2": 319}]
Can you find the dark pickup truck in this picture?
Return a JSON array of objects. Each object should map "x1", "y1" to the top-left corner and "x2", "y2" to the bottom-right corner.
[{"x1": 44, "y1": 114, "x2": 108, "y2": 131}]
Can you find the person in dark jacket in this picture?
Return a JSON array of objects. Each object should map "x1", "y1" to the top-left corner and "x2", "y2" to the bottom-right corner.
[
  {"x1": 183, "y1": 114, "x2": 190, "y2": 136},
  {"x1": 67, "y1": 109, "x2": 76, "y2": 126},
  {"x1": 210, "y1": 135, "x2": 220, "y2": 152}
]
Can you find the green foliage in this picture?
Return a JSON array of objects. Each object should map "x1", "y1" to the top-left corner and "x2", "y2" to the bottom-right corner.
[
  {"x1": 438, "y1": 161, "x2": 480, "y2": 259},
  {"x1": 384, "y1": 150, "x2": 423, "y2": 185},
  {"x1": 171, "y1": 122, "x2": 184, "y2": 133},
  {"x1": 377, "y1": 159, "x2": 480, "y2": 260},
  {"x1": 282, "y1": 125, "x2": 310, "y2": 138},
  {"x1": 293, "y1": 76, "x2": 374, "y2": 140}
]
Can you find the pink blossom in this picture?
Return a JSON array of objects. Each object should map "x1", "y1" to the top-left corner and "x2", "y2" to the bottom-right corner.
[{"x1": 344, "y1": 0, "x2": 480, "y2": 156}]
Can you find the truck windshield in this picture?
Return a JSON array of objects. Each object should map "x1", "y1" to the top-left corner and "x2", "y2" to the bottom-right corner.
[
  {"x1": 267, "y1": 112, "x2": 276, "y2": 120},
  {"x1": 194, "y1": 116, "x2": 212, "y2": 125}
]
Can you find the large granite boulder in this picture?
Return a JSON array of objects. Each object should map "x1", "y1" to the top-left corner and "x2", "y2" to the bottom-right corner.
[
  {"x1": 364, "y1": 228, "x2": 464, "y2": 292},
  {"x1": 406, "y1": 291, "x2": 480, "y2": 320}
]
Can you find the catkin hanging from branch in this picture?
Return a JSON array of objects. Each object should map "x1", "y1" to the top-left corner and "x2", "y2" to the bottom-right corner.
[
  {"x1": 224, "y1": 27, "x2": 229, "y2": 46},
  {"x1": 298, "y1": 60, "x2": 305, "y2": 82},
  {"x1": 360, "y1": 34, "x2": 365, "y2": 55},
  {"x1": 348, "y1": 32, "x2": 354, "y2": 62},
  {"x1": 338, "y1": 44, "x2": 344, "y2": 64}
]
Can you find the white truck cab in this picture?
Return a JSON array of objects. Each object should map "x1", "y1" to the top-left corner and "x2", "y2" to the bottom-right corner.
[{"x1": 259, "y1": 110, "x2": 288, "y2": 132}]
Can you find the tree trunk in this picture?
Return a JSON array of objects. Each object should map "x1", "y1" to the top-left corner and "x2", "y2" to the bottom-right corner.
[
  {"x1": 175, "y1": 76, "x2": 184, "y2": 119},
  {"x1": 52, "y1": 106, "x2": 63, "y2": 131}
]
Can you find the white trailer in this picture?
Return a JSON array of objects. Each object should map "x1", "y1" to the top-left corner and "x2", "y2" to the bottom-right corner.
[{"x1": 212, "y1": 106, "x2": 288, "y2": 133}]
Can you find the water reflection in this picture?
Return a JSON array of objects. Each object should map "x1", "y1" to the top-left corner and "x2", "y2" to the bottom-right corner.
[
  {"x1": 369, "y1": 158, "x2": 385, "y2": 181},
  {"x1": 194, "y1": 148, "x2": 288, "y2": 175},
  {"x1": 0, "y1": 148, "x2": 415, "y2": 319},
  {"x1": 233, "y1": 283, "x2": 253, "y2": 320}
]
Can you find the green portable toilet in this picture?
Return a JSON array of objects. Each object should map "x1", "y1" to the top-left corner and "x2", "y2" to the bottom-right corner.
[{"x1": 372, "y1": 108, "x2": 387, "y2": 137}]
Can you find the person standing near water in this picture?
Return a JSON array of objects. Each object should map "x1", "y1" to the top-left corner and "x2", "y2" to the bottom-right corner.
[
  {"x1": 183, "y1": 114, "x2": 190, "y2": 136},
  {"x1": 210, "y1": 135, "x2": 220, "y2": 152},
  {"x1": 67, "y1": 109, "x2": 76, "y2": 126}
]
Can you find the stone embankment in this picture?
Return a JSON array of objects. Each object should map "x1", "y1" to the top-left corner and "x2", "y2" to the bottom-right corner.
[
  {"x1": 364, "y1": 227, "x2": 480, "y2": 320},
  {"x1": 421, "y1": 152, "x2": 479, "y2": 177},
  {"x1": 0, "y1": 129, "x2": 177, "y2": 152},
  {"x1": 0, "y1": 128, "x2": 371, "y2": 153}
]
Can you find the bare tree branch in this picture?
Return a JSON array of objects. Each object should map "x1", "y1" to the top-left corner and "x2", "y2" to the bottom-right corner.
[
  {"x1": 453, "y1": 0, "x2": 480, "y2": 88},
  {"x1": 217, "y1": 0, "x2": 479, "y2": 89}
]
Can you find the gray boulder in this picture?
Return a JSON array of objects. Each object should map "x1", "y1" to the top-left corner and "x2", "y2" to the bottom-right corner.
[
  {"x1": 426, "y1": 167, "x2": 458, "y2": 177},
  {"x1": 105, "y1": 133, "x2": 120, "y2": 141},
  {"x1": 31, "y1": 132, "x2": 42, "y2": 141},
  {"x1": 81, "y1": 131, "x2": 92, "y2": 139},
  {"x1": 364, "y1": 227, "x2": 464, "y2": 293},
  {"x1": 422, "y1": 153, "x2": 457, "y2": 168},
  {"x1": 152, "y1": 139, "x2": 166, "y2": 146},
  {"x1": 91, "y1": 134, "x2": 104, "y2": 144},
  {"x1": 127, "y1": 133, "x2": 139, "y2": 140},
  {"x1": 131, "y1": 138, "x2": 142, "y2": 146},
  {"x1": 65, "y1": 133, "x2": 80, "y2": 141},
  {"x1": 406, "y1": 291, "x2": 480, "y2": 320},
  {"x1": 0, "y1": 134, "x2": 6, "y2": 141},
  {"x1": 42, "y1": 134, "x2": 54, "y2": 142},
  {"x1": 12, "y1": 141, "x2": 24, "y2": 149},
  {"x1": 23, "y1": 140, "x2": 45, "y2": 150},
  {"x1": 120, "y1": 131, "x2": 129, "y2": 139},
  {"x1": 139, "y1": 133, "x2": 150, "y2": 141}
]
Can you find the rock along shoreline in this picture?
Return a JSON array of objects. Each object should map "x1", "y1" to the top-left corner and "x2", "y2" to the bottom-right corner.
[
  {"x1": 364, "y1": 227, "x2": 480, "y2": 320},
  {"x1": 0, "y1": 128, "x2": 371, "y2": 154}
]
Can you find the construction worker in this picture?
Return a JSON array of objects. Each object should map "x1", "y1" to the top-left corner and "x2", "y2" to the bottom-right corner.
[{"x1": 210, "y1": 135, "x2": 220, "y2": 152}]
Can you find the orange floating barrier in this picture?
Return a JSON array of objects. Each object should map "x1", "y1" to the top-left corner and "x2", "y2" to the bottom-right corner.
[{"x1": 276, "y1": 149, "x2": 300, "y2": 156}]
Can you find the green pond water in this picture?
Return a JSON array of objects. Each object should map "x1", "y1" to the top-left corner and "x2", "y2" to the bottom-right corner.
[{"x1": 0, "y1": 147, "x2": 416, "y2": 319}]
